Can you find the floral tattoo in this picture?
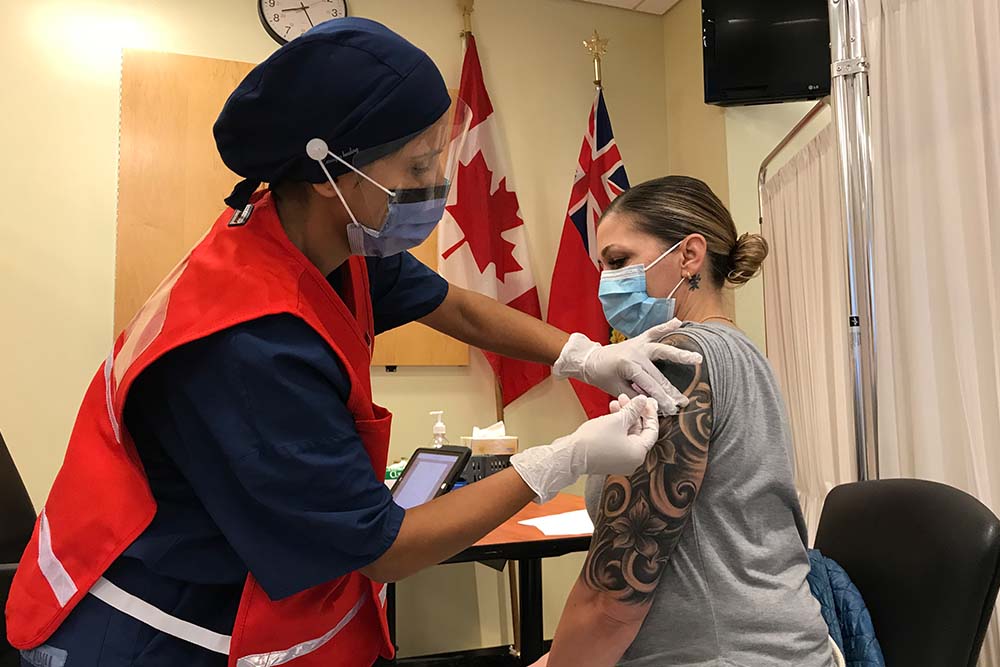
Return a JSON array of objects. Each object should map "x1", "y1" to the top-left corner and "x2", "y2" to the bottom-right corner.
[{"x1": 583, "y1": 333, "x2": 712, "y2": 605}]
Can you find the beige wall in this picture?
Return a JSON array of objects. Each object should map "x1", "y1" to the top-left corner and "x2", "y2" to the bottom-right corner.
[
  {"x1": 660, "y1": 0, "x2": 828, "y2": 351},
  {"x1": 661, "y1": 0, "x2": 740, "y2": 320},
  {"x1": 662, "y1": 0, "x2": 730, "y2": 203},
  {"x1": 0, "y1": 0, "x2": 669, "y2": 656},
  {"x1": 724, "y1": 102, "x2": 831, "y2": 349}
]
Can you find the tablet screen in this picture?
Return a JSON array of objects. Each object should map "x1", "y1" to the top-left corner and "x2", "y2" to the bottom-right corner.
[{"x1": 392, "y1": 451, "x2": 462, "y2": 510}]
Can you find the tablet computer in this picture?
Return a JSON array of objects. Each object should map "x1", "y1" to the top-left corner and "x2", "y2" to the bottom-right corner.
[{"x1": 391, "y1": 446, "x2": 472, "y2": 510}]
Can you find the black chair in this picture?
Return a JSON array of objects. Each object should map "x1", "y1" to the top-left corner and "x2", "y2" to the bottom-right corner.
[
  {"x1": 815, "y1": 479, "x2": 1000, "y2": 667},
  {"x1": 1, "y1": 430, "x2": 36, "y2": 666}
]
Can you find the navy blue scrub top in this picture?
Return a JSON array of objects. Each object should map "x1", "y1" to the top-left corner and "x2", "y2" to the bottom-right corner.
[{"x1": 24, "y1": 253, "x2": 448, "y2": 667}]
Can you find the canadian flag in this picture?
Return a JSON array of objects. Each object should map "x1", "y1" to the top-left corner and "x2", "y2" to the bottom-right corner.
[{"x1": 438, "y1": 35, "x2": 549, "y2": 406}]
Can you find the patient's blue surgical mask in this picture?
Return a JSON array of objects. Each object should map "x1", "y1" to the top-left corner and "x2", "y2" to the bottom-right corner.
[
  {"x1": 599, "y1": 241, "x2": 685, "y2": 338},
  {"x1": 306, "y1": 138, "x2": 450, "y2": 258}
]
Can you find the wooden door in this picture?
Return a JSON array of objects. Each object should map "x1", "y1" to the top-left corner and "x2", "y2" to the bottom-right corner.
[{"x1": 115, "y1": 49, "x2": 467, "y2": 366}]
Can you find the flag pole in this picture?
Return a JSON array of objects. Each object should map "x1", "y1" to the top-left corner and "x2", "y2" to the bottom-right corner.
[
  {"x1": 454, "y1": 2, "x2": 519, "y2": 648},
  {"x1": 458, "y1": 0, "x2": 474, "y2": 38},
  {"x1": 583, "y1": 29, "x2": 609, "y2": 90},
  {"x1": 496, "y1": 384, "x2": 521, "y2": 656},
  {"x1": 491, "y1": 373, "x2": 516, "y2": 652},
  {"x1": 584, "y1": 29, "x2": 619, "y2": 348}
]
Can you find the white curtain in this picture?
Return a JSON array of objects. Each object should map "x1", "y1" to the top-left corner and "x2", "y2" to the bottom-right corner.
[
  {"x1": 761, "y1": 0, "x2": 999, "y2": 658},
  {"x1": 762, "y1": 125, "x2": 858, "y2": 541},
  {"x1": 867, "y1": 0, "x2": 1000, "y2": 662}
]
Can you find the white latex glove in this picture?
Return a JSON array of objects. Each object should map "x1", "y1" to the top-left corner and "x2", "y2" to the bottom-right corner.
[
  {"x1": 552, "y1": 320, "x2": 702, "y2": 416},
  {"x1": 608, "y1": 392, "x2": 633, "y2": 414},
  {"x1": 511, "y1": 396, "x2": 659, "y2": 504}
]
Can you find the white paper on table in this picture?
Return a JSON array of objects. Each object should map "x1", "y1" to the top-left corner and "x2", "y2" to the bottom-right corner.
[{"x1": 518, "y1": 509, "x2": 594, "y2": 537}]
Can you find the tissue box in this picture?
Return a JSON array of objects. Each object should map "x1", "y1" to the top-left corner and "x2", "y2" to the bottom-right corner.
[{"x1": 460, "y1": 436, "x2": 519, "y2": 456}]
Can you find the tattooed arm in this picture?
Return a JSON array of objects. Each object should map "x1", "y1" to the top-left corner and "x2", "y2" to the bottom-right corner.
[{"x1": 544, "y1": 333, "x2": 712, "y2": 667}]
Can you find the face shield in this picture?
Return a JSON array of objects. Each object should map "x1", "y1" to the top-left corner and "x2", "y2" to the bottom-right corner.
[{"x1": 306, "y1": 103, "x2": 472, "y2": 257}]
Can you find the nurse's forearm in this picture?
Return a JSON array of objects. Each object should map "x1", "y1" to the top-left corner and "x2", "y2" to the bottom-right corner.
[
  {"x1": 360, "y1": 468, "x2": 536, "y2": 583},
  {"x1": 420, "y1": 284, "x2": 569, "y2": 365},
  {"x1": 545, "y1": 577, "x2": 649, "y2": 667}
]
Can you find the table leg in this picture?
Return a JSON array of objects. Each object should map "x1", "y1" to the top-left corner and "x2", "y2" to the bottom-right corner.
[
  {"x1": 388, "y1": 582, "x2": 397, "y2": 652},
  {"x1": 517, "y1": 558, "x2": 543, "y2": 665},
  {"x1": 508, "y1": 562, "x2": 520, "y2": 654}
]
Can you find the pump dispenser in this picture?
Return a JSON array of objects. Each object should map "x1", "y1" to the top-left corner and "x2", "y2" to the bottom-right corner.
[{"x1": 430, "y1": 411, "x2": 449, "y2": 447}]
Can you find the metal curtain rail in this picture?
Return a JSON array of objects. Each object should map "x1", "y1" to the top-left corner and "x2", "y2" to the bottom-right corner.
[{"x1": 757, "y1": 98, "x2": 831, "y2": 226}]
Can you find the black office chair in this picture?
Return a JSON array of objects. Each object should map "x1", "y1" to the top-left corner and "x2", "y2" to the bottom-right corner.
[
  {"x1": 1, "y1": 430, "x2": 36, "y2": 667},
  {"x1": 815, "y1": 479, "x2": 1000, "y2": 667}
]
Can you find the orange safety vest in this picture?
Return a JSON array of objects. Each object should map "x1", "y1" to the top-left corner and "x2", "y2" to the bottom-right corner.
[{"x1": 5, "y1": 192, "x2": 394, "y2": 666}]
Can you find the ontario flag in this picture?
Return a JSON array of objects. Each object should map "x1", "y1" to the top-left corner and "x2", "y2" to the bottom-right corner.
[
  {"x1": 437, "y1": 35, "x2": 549, "y2": 406},
  {"x1": 547, "y1": 90, "x2": 630, "y2": 419}
]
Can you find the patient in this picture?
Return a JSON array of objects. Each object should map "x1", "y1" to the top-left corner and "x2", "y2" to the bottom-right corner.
[{"x1": 539, "y1": 176, "x2": 835, "y2": 666}]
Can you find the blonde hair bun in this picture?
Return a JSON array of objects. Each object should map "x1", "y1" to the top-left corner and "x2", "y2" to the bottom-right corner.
[{"x1": 727, "y1": 233, "x2": 769, "y2": 285}]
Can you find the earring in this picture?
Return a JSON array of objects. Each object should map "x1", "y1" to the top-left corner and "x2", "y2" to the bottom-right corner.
[{"x1": 687, "y1": 273, "x2": 702, "y2": 290}]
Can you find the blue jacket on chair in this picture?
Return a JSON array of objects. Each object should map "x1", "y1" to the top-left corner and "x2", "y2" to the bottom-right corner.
[{"x1": 807, "y1": 549, "x2": 886, "y2": 666}]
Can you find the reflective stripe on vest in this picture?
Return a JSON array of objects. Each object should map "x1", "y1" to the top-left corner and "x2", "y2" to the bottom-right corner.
[
  {"x1": 234, "y1": 593, "x2": 369, "y2": 667},
  {"x1": 89, "y1": 577, "x2": 231, "y2": 654},
  {"x1": 37, "y1": 509, "x2": 77, "y2": 607},
  {"x1": 103, "y1": 349, "x2": 121, "y2": 444},
  {"x1": 85, "y1": 577, "x2": 387, "y2": 662}
]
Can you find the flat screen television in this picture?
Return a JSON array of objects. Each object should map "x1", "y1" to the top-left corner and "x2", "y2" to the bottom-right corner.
[{"x1": 703, "y1": 0, "x2": 831, "y2": 106}]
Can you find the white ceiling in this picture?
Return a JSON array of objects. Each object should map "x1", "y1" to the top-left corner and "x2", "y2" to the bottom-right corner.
[{"x1": 575, "y1": 0, "x2": 683, "y2": 15}]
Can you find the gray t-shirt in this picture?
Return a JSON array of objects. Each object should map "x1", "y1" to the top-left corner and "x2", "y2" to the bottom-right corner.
[{"x1": 585, "y1": 323, "x2": 832, "y2": 667}]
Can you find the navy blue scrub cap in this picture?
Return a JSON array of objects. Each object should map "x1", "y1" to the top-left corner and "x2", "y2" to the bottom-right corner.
[{"x1": 214, "y1": 17, "x2": 451, "y2": 210}]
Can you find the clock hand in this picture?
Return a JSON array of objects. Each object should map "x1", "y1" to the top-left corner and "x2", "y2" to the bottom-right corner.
[
  {"x1": 280, "y1": 1, "x2": 326, "y2": 12},
  {"x1": 300, "y1": 2, "x2": 316, "y2": 27}
]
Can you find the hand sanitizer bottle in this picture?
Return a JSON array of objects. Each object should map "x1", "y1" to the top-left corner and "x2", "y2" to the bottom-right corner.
[{"x1": 430, "y1": 411, "x2": 449, "y2": 448}]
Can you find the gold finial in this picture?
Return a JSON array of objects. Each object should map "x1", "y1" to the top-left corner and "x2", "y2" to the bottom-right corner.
[
  {"x1": 583, "y1": 29, "x2": 609, "y2": 88},
  {"x1": 458, "y1": 0, "x2": 474, "y2": 37}
]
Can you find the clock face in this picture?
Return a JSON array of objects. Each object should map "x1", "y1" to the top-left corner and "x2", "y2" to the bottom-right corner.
[{"x1": 258, "y1": 0, "x2": 348, "y2": 45}]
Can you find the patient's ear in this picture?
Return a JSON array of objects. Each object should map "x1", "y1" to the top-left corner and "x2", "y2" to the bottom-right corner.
[{"x1": 679, "y1": 234, "x2": 708, "y2": 278}]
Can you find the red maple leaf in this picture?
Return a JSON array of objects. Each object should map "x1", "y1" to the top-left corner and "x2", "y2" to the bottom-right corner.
[{"x1": 443, "y1": 151, "x2": 524, "y2": 283}]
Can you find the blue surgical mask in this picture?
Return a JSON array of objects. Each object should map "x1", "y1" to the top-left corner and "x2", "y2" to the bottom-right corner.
[
  {"x1": 599, "y1": 241, "x2": 685, "y2": 338},
  {"x1": 306, "y1": 137, "x2": 450, "y2": 258},
  {"x1": 343, "y1": 183, "x2": 450, "y2": 258}
]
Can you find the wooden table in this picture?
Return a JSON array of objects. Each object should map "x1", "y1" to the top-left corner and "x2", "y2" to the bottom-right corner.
[{"x1": 389, "y1": 494, "x2": 592, "y2": 667}]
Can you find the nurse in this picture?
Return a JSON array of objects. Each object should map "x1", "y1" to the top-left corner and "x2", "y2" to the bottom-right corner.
[{"x1": 6, "y1": 18, "x2": 699, "y2": 667}]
